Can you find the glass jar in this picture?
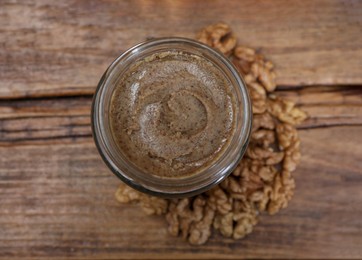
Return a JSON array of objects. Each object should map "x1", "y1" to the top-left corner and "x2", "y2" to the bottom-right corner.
[{"x1": 92, "y1": 37, "x2": 251, "y2": 198}]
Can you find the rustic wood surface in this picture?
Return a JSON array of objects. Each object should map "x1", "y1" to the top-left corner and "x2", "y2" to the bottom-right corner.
[{"x1": 1, "y1": 0, "x2": 362, "y2": 259}]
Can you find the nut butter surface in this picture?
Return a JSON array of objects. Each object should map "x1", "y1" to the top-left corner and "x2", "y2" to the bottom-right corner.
[{"x1": 110, "y1": 51, "x2": 237, "y2": 178}]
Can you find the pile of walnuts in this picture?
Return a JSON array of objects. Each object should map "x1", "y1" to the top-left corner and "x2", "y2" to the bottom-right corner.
[{"x1": 115, "y1": 23, "x2": 307, "y2": 245}]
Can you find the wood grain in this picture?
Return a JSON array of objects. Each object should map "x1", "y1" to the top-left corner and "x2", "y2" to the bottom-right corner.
[
  {"x1": 0, "y1": 127, "x2": 361, "y2": 259},
  {"x1": 1, "y1": 0, "x2": 362, "y2": 98},
  {"x1": 0, "y1": 86, "x2": 362, "y2": 258}
]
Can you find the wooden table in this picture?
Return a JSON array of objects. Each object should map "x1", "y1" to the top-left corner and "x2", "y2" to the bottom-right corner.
[{"x1": 1, "y1": 1, "x2": 361, "y2": 259}]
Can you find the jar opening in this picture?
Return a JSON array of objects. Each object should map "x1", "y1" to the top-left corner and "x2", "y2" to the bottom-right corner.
[{"x1": 92, "y1": 37, "x2": 252, "y2": 198}]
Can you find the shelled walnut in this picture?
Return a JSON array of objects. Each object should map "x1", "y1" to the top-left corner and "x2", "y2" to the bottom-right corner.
[
  {"x1": 115, "y1": 23, "x2": 307, "y2": 245},
  {"x1": 197, "y1": 22, "x2": 237, "y2": 55}
]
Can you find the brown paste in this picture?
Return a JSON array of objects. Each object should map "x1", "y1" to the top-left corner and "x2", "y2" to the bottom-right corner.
[{"x1": 110, "y1": 51, "x2": 236, "y2": 178}]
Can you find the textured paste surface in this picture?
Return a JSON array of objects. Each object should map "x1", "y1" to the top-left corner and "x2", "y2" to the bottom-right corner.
[{"x1": 110, "y1": 51, "x2": 236, "y2": 178}]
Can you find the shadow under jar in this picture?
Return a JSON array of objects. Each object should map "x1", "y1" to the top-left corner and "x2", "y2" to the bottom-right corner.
[{"x1": 92, "y1": 38, "x2": 251, "y2": 198}]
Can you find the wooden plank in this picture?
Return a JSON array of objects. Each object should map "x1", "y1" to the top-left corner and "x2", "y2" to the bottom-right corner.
[
  {"x1": 278, "y1": 85, "x2": 362, "y2": 128},
  {"x1": 0, "y1": 86, "x2": 361, "y2": 258},
  {"x1": 1, "y1": 0, "x2": 362, "y2": 98},
  {"x1": 0, "y1": 97, "x2": 92, "y2": 144},
  {"x1": 1, "y1": 86, "x2": 361, "y2": 144},
  {"x1": 0, "y1": 126, "x2": 361, "y2": 259}
]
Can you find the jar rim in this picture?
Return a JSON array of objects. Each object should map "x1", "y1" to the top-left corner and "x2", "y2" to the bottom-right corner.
[{"x1": 91, "y1": 37, "x2": 252, "y2": 198}]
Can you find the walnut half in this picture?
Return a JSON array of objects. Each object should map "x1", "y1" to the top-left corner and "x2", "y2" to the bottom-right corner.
[{"x1": 197, "y1": 22, "x2": 237, "y2": 55}]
